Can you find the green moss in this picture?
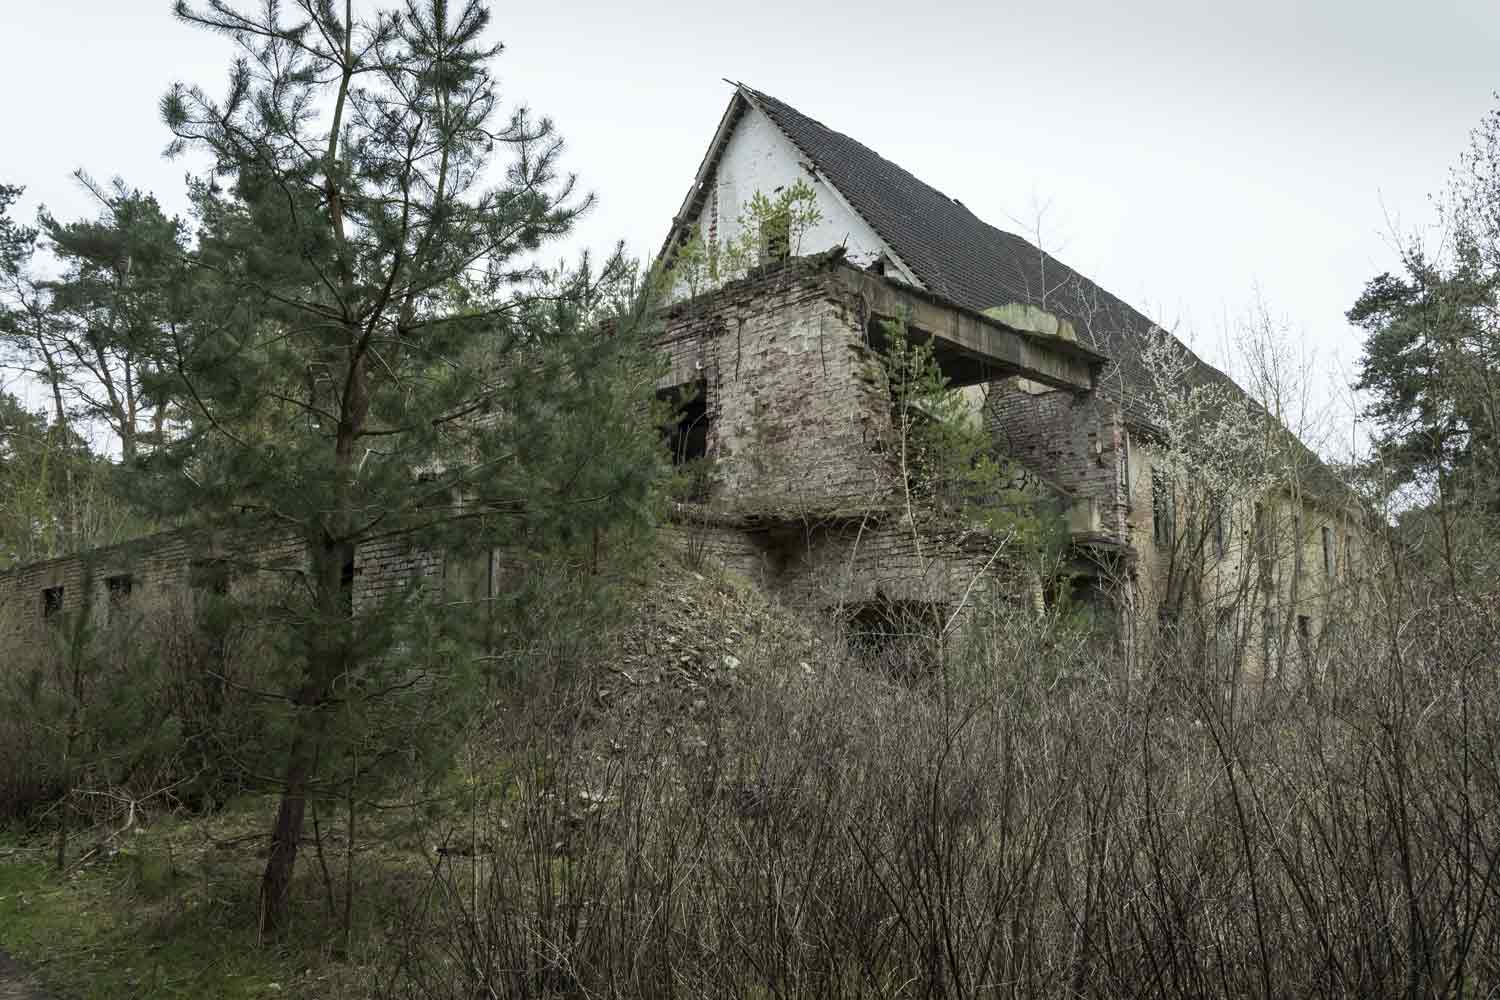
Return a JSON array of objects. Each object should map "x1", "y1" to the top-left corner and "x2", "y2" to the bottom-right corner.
[
  {"x1": 0, "y1": 800, "x2": 398, "y2": 1000},
  {"x1": 0, "y1": 854, "x2": 294, "y2": 998}
]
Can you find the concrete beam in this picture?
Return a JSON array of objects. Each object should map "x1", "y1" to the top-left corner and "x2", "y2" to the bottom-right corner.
[{"x1": 830, "y1": 266, "x2": 1104, "y2": 392}]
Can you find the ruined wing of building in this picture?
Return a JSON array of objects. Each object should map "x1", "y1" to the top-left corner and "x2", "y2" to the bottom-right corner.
[
  {"x1": 653, "y1": 82, "x2": 1374, "y2": 676},
  {"x1": 0, "y1": 82, "x2": 1370, "y2": 686}
]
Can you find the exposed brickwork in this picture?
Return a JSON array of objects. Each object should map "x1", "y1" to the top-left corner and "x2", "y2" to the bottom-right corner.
[
  {"x1": 0, "y1": 527, "x2": 308, "y2": 640},
  {"x1": 354, "y1": 536, "x2": 444, "y2": 610},
  {"x1": 661, "y1": 513, "x2": 1030, "y2": 615},
  {"x1": 983, "y1": 378, "x2": 1128, "y2": 546},
  {"x1": 658, "y1": 258, "x2": 890, "y2": 519},
  {"x1": 0, "y1": 525, "x2": 448, "y2": 641}
]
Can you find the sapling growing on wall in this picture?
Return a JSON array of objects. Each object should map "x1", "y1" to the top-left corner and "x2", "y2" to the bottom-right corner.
[{"x1": 665, "y1": 180, "x2": 824, "y2": 298}]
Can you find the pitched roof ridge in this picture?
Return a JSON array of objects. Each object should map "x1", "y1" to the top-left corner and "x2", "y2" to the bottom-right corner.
[
  {"x1": 734, "y1": 84, "x2": 1275, "y2": 422},
  {"x1": 738, "y1": 83, "x2": 956, "y2": 193},
  {"x1": 739, "y1": 86, "x2": 1153, "y2": 317},
  {"x1": 685, "y1": 83, "x2": 1347, "y2": 499}
]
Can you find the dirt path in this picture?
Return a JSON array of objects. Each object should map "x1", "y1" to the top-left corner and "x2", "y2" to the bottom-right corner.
[{"x1": 0, "y1": 952, "x2": 49, "y2": 1000}]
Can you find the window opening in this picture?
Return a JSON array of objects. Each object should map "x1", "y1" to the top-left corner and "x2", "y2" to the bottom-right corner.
[
  {"x1": 191, "y1": 558, "x2": 232, "y2": 596},
  {"x1": 1292, "y1": 511, "x2": 1304, "y2": 578},
  {"x1": 41, "y1": 586, "x2": 64, "y2": 621},
  {"x1": 106, "y1": 573, "x2": 133, "y2": 604},
  {"x1": 846, "y1": 600, "x2": 941, "y2": 680},
  {"x1": 339, "y1": 550, "x2": 356, "y2": 618},
  {"x1": 1215, "y1": 607, "x2": 1237, "y2": 666},
  {"x1": 1151, "y1": 469, "x2": 1174, "y2": 546},
  {"x1": 658, "y1": 381, "x2": 709, "y2": 467},
  {"x1": 105, "y1": 574, "x2": 134, "y2": 624}
]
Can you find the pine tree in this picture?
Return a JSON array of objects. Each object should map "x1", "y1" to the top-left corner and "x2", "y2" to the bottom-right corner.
[
  {"x1": 154, "y1": 0, "x2": 666, "y2": 931},
  {"x1": 31, "y1": 176, "x2": 192, "y2": 461},
  {"x1": 0, "y1": 391, "x2": 137, "y2": 567},
  {"x1": 0, "y1": 183, "x2": 35, "y2": 279}
]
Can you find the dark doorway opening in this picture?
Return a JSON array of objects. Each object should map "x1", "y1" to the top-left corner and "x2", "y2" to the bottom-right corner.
[
  {"x1": 846, "y1": 599, "x2": 942, "y2": 680},
  {"x1": 659, "y1": 381, "x2": 709, "y2": 466}
]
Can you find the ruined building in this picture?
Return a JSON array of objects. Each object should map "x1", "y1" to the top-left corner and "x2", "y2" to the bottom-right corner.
[
  {"x1": 651, "y1": 84, "x2": 1369, "y2": 656},
  {"x1": 1, "y1": 84, "x2": 1368, "y2": 671}
]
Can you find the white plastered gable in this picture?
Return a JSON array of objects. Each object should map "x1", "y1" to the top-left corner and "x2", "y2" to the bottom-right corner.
[{"x1": 682, "y1": 101, "x2": 917, "y2": 286}]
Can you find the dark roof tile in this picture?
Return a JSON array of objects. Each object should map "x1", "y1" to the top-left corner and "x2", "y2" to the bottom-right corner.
[{"x1": 740, "y1": 84, "x2": 1241, "y2": 425}]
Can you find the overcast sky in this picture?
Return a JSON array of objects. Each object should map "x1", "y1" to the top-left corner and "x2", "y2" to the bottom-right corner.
[{"x1": 5, "y1": 0, "x2": 1500, "y2": 453}]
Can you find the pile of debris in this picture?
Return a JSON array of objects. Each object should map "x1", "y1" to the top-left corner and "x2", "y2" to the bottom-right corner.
[{"x1": 600, "y1": 557, "x2": 825, "y2": 717}]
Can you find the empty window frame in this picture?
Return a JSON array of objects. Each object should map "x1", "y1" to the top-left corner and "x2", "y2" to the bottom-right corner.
[
  {"x1": 658, "y1": 381, "x2": 710, "y2": 467},
  {"x1": 190, "y1": 558, "x2": 233, "y2": 596},
  {"x1": 1214, "y1": 607, "x2": 1237, "y2": 665},
  {"x1": 41, "y1": 586, "x2": 64, "y2": 621},
  {"x1": 104, "y1": 574, "x2": 134, "y2": 624},
  {"x1": 1213, "y1": 502, "x2": 1230, "y2": 559},
  {"x1": 846, "y1": 600, "x2": 941, "y2": 680},
  {"x1": 339, "y1": 550, "x2": 356, "y2": 618},
  {"x1": 1321, "y1": 525, "x2": 1335, "y2": 577},
  {"x1": 1151, "y1": 468, "x2": 1175, "y2": 546},
  {"x1": 1293, "y1": 511, "x2": 1304, "y2": 577},
  {"x1": 1263, "y1": 607, "x2": 1282, "y2": 665},
  {"x1": 106, "y1": 573, "x2": 133, "y2": 604}
]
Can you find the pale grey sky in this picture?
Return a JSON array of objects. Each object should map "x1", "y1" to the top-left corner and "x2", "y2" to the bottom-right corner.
[{"x1": 5, "y1": 0, "x2": 1499, "y2": 453}]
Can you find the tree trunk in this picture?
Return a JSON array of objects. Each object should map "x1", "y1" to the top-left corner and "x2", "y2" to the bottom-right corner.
[
  {"x1": 258, "y1": 539, "x2": 347, "y2": 933},
  {"x1": 259, "y1": 724, "x2": 316, "y2": 931}
]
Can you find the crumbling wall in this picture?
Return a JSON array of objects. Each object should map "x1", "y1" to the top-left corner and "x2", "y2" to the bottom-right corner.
[
  {"x1": 1, "y1": 259, "x2": 1106, "y2": 649},
  {"x1": 772, "y1": 519, "x2": 1024, "y2": 610},
  {"x1": 658, "y1": 260, "x2": 891, "y2": 519},
  {"x1": 659, "y1": 520, "x2": 780, "y2": 588},
  {"x1": 0, "y1": 533, "x2": 200, "y2": 639},
  {"x1": 0, "y1": 527, "x2": 445, "y2": 642},
  {"x1": 984, "y1": 378, "x2": 1128, "y2": 545},
  {"x1": 355, "y1": 536, "x2": 444, "y2": 609}
]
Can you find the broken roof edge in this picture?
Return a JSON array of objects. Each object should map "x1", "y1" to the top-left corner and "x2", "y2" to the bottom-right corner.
[
  {"x1": 657, "y1": 247, "x2": 1109, "y2": 369},
  {"x1": 829, "y1": 266, "x2": 1109, "y2": 370},
  {"x1": 657, "y1": 84, "x2": 752, "y2": 263},
  {"x1": 0, "y1": 513, "x2": 286, "y2": 587},
  {"x1": 656, "y1": 245, "x2": 852, "y2": 323}
]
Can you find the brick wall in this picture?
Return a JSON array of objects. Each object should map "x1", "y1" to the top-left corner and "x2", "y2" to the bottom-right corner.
[
  {"x1": 657, "y1": 259, "x2": 891, "y2": 520},
  {"x1": 661, "y1": 513, "x2": 1032, "y2": 616},
  {"x1": 0, "y1": 525, "x2": 446, "y2": 642},
  {"x1": 983, "y1": 378, "x2": 1129, "y2": 546},
  {"x1": 1, "y1": 528, "x2": 301, "y2": 639}
]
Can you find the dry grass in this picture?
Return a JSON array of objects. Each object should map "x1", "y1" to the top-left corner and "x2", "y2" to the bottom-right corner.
[{"x1": 6, "y1": 544, "x2": 1500, "y2": 999}]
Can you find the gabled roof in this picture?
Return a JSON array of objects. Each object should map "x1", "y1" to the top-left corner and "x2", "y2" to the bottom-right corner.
[
  {"x1": 670, "y1": 82, "x2": 1256, "y2": 426},
  {"x1": 665, "y1": 83, "x2": 1353, "y2": 503}
]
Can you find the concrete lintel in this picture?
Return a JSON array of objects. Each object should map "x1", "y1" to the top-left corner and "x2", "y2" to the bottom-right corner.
[{"x1": 830, "y1": 266, "x2": 1103, "y2": 392}]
